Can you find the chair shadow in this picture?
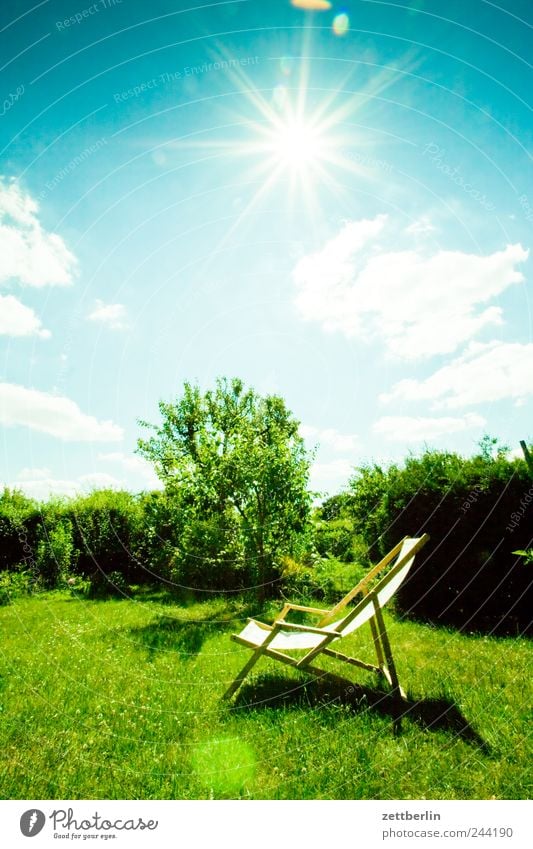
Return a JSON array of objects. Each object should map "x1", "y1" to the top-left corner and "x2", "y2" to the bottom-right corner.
[{"x1": 234, "y1": 672, "x2": 489, "y2": 752}]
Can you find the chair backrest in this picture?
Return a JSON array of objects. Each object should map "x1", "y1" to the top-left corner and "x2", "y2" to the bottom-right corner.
[
  {"x1": 323, "y1": 535, "x2": 429, "y2": 637},
  {"x1": 319, "y1": 535, "x2": 414, "y2": 626}
]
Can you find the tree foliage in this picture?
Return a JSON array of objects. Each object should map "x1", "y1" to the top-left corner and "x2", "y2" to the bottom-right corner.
[{"x1": 137, "y1": 378, "x2": 312, "y2": 596}]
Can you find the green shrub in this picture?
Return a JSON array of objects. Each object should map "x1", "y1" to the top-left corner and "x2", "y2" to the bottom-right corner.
[
  {"x1": 87, "y1": 570, "x2": 129, "y2": 598},
  {"x1": 0, "y1": 489, "x2": 149, "y2": 590},
  {"x1": 513, "y1": 549, "x2": 533, "y2": 565},
  {"x1": 313, "y1": 519, "x2": 370, "y2": 564},
  {"x1": 67, "y1": 490, "x2": 145, "y2": 584},
  {"x1": 135, "y1": 491, "x2": 184, "y2": 582},
  {"x1": 0, "y1": 570, "x2": 37, "y2": 606},
  {"x1": 315, "y1": 556, "x2": 368, "y2": 602},
  {"x1": 0, "y1": 488, "x2": 39, "y2": 572},
  {"x1": 314, "y1": 518, "x2": 354, "y2": 561},
  {"x1": 348, "y1": 445, "x2": 533, "y2": 634},
  {"x1": 280, "y1": 554, "x2": 369, "y2": 604},
  {"x1": 280, "y1": 556, "x2": 322, "y2": 600},
  {"x1": 170, "y1": 512, "x2": 247, "y2": 592},
  {"x1": 36, "y1": 518, "x2": 75, "y2": 588}
]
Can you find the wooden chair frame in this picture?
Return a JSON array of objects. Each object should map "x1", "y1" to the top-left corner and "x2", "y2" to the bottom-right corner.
[{"x1": 222, "y1": 535, "x2": 429, "y2": 709}]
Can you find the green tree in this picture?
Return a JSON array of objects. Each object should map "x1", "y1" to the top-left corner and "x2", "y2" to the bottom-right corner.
[{"x1": 137, "y1": 378, "x2": 312, "y2": 597}]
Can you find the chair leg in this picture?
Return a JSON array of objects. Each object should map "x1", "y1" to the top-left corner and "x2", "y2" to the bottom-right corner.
[
  {"x1": 369, "y1": 615, "x2": 385, "y2": 671},
  {"x1": 372, "y1": 602, "x2": 406, "y2": 733},
  {"x1": 372, "y1": 603, "x2": 404, "y2": 695},
  {"x1": 222, "y1": 647, "x2": 265, "y2": 701},
  {"x1": 222, "y1": 625, "x2": 282, "y2": 701}
]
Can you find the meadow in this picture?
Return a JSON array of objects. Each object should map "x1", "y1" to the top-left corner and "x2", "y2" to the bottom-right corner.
[{"x1": 1, "y1": 589, "x2": 531, "y2": 800}]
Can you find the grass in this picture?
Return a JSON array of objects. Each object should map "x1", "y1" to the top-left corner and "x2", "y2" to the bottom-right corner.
[{"x1": 0, "y1": 590, "x2": 531, "y2": 800}]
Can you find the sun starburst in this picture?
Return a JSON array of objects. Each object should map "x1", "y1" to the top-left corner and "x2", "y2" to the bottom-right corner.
[{"x1": 155, "y1": 26, "x2": 414, "y2": 264}]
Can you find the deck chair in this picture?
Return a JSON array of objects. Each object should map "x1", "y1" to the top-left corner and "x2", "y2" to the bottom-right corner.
[{"x1": 222, "y1": 535, "x2": 429, "y2": 707}]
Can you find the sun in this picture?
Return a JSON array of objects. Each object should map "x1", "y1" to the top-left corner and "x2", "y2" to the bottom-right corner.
[
  {"x1": 167, "y1": 30, "x2": 410, "y2": 244},
  {"x1": 269, "y1": 119, "x2": 325, "y2": 169}
]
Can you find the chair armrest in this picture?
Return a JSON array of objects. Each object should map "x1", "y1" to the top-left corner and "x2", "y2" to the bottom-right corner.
[
  {"x1": 276, "y1": 603, "x2": 331, "y2": 622},
  {"x1": 246, "y1": 618, "x2": 273, "y2": 630},
  {"x1": 274, "y1": 620, "x2": 338, "y2": 636},
  {"x1": 287, "y1": 603, "x2": 331, "y2": 615}
]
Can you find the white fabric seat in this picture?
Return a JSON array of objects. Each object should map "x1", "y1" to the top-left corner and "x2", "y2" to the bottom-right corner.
[{"x1": 238, "y1": 619, "x2": 335, "y2": 650}]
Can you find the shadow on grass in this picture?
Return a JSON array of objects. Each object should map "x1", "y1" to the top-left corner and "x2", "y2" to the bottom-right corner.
[
  {"x1": 129, "y1": 588, "x2": 198, "y2": 606},
  {"x1": 233, "y1": 673, "x2": 489, "y2": 751},
  {"x1": 125, "y1": 604, "x2": 259, "y2": 660},
  {"x1": 127, "y1": 617, "x2": 219, "y2": 659}
]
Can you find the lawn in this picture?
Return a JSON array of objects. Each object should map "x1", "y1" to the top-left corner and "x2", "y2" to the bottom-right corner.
[{"x1": 0, "y1": 591, "x2": 531, "y2": 800}]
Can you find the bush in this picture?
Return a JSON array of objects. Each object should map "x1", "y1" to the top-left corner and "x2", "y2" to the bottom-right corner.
[
  {"x1": 280, "y1": 554, "x2": 369, "y2": 604},
  {"x1": 0, "y1": 569, "x2": 37, "y2": 606},
  {"x1": 280, "y1": 556, "x2": 322, "y2": 600},
  {"x1": 64, "y1": 574, "x2": 92, "y2": 597},
  {"x1": 134, "y1": 491, "x2": 184, "y2": 582},
  {"x1": 316, "y1": 493, "x2": 356, "y2": 521},
  {"x1": 86, "y1": 570, "x2": 129, "y2": 599},
  {"x1": 141, "y1": 491, "x2": 313, "y2": 596},
  {"x1": 66, "y1": 490, "x2": 145, "y2": 584},
  {"x1": 348, "y1": 445, "x2": 533, "y2": 634},
  {"x1": 0, "y1": 489, "x2": 39, "y2": 572},
  {"x1": 36, "y1": 516, "x2": 75, "y2": 588},
  {"x1": 170, "y1": 512, "x2": 248, "y2": 592},
  {"x1": 314, "y1": 518, "x2": 369, "y2": 563},
  {"x1": 0, "y1": 488, "x2": 153, "y2": 590}
]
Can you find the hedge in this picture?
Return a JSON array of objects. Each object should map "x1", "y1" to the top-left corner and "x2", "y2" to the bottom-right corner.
[{"x1": 347, "y1": 448, "x2": 533, "y2": 635}]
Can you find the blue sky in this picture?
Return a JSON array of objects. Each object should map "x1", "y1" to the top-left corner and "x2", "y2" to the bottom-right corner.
[{"x1": 0, "y1": 0, "x2": 531, "y2": 499}]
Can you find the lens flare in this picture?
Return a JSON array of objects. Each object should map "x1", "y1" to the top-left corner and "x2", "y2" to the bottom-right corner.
[
  {"x1": 192, "y1": 738, "x2": 256, "y2": 796},
  {"x1": 291, "y1": 0, "x2": 332, "y2": 9},
  {"x1": 280, "y1": 56, "x2": 294, "y2": 77},
  {"x1": 272, "y1": 84, "x2": 289, "y2": 110},
  {"x1": 333, "y1": 13, "x2": 350, "y2": 36}
]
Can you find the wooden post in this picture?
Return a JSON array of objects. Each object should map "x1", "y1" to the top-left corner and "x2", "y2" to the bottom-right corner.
[{"x1": 520, "y1": 440, "x2": 533, "y2": 478}]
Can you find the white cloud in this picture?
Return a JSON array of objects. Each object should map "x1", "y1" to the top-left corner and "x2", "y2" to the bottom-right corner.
[
  {"x1": 0, "y1": 294, "x2": 50, "y2": 338},
  {"x1": 381, "y1": 341, "x2": 533, "y2": 409},
  {"x1": 0, "y1": 382, "x2": 123, "y2": 441},
  {"x1": 87, "y1": 300, "x2": 128, "y2": 330},
  {"x1": 293, "y1": 215, "x2": 386, "y2": 339},
  {"x1": 293, "y1": 215, "x2": 528, "y2": 359},
  {"x1": 300, "y1": 424, "x2": 359, "y2": 452},
  {"x1": 11, "y1": 476, "x2": 80, "y2": 500},
  {"x1": 373, "y1": 412, "x2": 486, "y2": 442},
  {"x1": 16, "y1": 467, "x2": 51, "y2": 482},
  {"x1": 405, "y1": 216, "x2": 436, "y2": 236},
  {"x1": 506, "y1": 446, "x2": 525, "y2": 461},
  {"x1": 98, "y1": 451, "x2": 161, "y2": 488},
  {"x1": 0, "y1": 177, "x2": 77, "y2": 287},
  {"x1": 79, "y1": 472, "x2": 122, "y2": 489},
  {"x1": 9, "y1": 471, "x2": 122, "y2": 501},
  {"x1": 8, "y1": 459, "x2": 160, "y2": 501},
  {"x1": 310, "y1": 458, "x2": 353, "y2": 493}
]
